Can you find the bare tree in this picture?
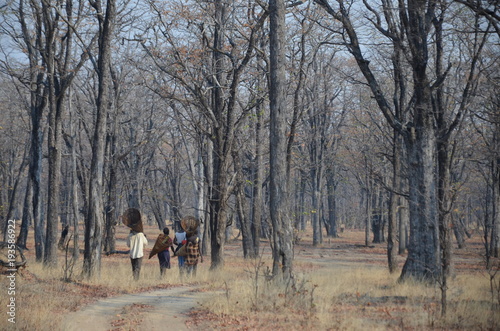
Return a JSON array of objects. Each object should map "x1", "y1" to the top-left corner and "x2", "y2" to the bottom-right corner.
[
  {"x1": 141, "y1": 0, "x2": 268, "y2": 269},
  {"x1": 269, "y1": 0, "x2": 294, "y2": 278},
  {"x1": 43, "y1": 0, "x2": 92, "y2": 266},
  {"x1": 83, "y1": 0, "x2": 116, "y2": 278}
]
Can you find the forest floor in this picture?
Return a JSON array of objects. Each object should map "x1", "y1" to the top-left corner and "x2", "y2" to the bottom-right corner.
[{"x1": 0, "y1": 223, "x2": 495, "y2": 330}]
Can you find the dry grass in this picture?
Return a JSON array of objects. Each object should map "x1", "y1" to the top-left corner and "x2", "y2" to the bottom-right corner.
[
  {"x1": 189, "y1": 259, "x2": 499, "y2": 330},
  {"x1": 189, "y1": 230, "x2": 500, "y2": 330},
  {"x1": 1, "y1": 223, "x2": 499, "y2": 330}
]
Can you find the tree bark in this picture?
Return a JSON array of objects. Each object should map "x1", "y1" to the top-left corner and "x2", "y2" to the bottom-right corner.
[
  {"x1": 83, "y1": 0, "x2": 115, "y2": 278},
  {"x1": 400, "y1": 114, "x2": 440, "y2": 280},
  {"x1": 326, "y1": 167, "x2": 338, "y2": 237},
  {"x1": 250, "y1": 104, "x2": 264, "y2": 257},
  {"x1": 388, "y1": 131, "x2": 402, "y2": 273},
  {"x1": 269, "y1": 0, "x2": 293, "y2": 278}
]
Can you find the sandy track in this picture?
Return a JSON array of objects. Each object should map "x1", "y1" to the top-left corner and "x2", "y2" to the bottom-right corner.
[{"x1": 62, "y1": 285, "x2": 206, "y2": 331}]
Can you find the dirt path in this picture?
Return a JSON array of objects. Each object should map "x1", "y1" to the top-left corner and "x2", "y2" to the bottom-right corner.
[{"x1": 62, "y1": 285, "x2": 207, "y2": 331}]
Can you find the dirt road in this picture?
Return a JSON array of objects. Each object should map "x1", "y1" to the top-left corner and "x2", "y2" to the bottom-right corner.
[{"x1": 62, "y1": 285, "x2": 206, "y2": 331}]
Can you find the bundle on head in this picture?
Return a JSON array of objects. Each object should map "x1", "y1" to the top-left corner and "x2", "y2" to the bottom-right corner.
[
  {"x1": 181, "y1": 215, "x2": 199, "y2": 234},
  {"x1": 122, "y1": 208, "x2": 143, "y2": 233}
]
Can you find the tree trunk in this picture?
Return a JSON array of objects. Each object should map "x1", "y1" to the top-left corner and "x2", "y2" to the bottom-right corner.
[
  {"x1": 372, "y1": 187, "x2": 384, "y2": 243},
  {"x1": 400, "y1": 117, "x2": 440, "y2": 280},
  {"x1": 326, "y1": 167, "x2": 338, "y2": 237},
  {"x1": 388, "y1": 131, "x2": 402, "y2": 273},
  {"x1": 17, "y1": 0, "x2": 48, "y2": 261},
  {"x1": 71, "y1": 120, "x2": 80, "y2": 261},
  {"x1": 31, "y1": 114, "x2": 45, "y2": 262},
  {"x1": 17, "y1": 176, "x2": 32, "y2": 249},
  {"x1": 45, "y1": 65, "x2": 63, "y2": 267},
  {"x1": 104, "y1": 135, "x2": 118, "y2": 253},
  {"x1": 269, "y1": 0, "x2": 293, "y2": 278},
  {"x1": 493, "y1": 106, "x2": 500, "y2": 258},
  {"x1": 234, "y1": 149, "x2": 253, "y2": 258},
  {"x1": 364, "y1": 187, "x2": 371, "y2": 247},
  {"x1": 311, "y1": 168, "x2": 321, "y2": 246},
  {"x1": 3, "y1": 153, "x2": 27, "y2": 242},
  {"x1": 250, "y1": 79, "x2": 265, "y2": 257},
  {"x1": 208, "y1": 160, "x2": 230, "y2": 268},
  {"x1": 83, "y1": 0, "x2": 115, "y2": 278},
  {"x1": 399, "y1": 199, "x2": 408, "y2": 254}
]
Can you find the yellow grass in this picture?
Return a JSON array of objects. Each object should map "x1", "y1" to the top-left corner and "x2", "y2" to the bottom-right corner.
[{"x1": 198, "y1": 259, "x2": 499, "y2": 330}]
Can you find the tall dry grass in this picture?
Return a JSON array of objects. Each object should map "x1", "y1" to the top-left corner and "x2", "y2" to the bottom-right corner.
[{"x1": 198, "y1": 257, "x2": 499, "y2": 330}]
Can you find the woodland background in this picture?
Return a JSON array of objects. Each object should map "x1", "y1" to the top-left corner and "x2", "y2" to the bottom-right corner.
[{"x1": 0, "y1": 0, "x2": 499, "y2": 290}]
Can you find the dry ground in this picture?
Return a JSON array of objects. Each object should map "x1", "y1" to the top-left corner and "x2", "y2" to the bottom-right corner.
[{"x1": 1, "y1": 221, "x2": 498, "y2": 330}]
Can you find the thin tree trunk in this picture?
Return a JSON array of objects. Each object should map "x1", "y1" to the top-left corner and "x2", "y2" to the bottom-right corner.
[
  {"x1": 365, "y1": 187, "x2": 371, "y2": 247},
  {"x1": 388, "y1": 131, "x2": 401, "y2": 273},
  {"x1": 251, "y1": 85, "x2": 264, "y2": 257},
  {"x1": 71, "y1": 127, "x2": 80, "y2": 261},
  {"x1": 326, "y1": 167, "x2": 338, "y2": 237}
]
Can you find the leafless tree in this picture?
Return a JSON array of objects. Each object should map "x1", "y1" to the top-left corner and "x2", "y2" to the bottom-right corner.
[{"x1": 83, "y1": 0, "x2": 116, "y2": 278}]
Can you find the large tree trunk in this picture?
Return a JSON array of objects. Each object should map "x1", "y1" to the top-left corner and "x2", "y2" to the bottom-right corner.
[
  {"x1": 45, "y1": 65, "x2": 63, "y2": 267},
  {"x1": 400, "y1": 114, "x2": 440, "y2": 280},
  {"x1": 208, "y1": 0, "x2": 237, "y2": 269},
  {"x1": 269, "y1": 0, "x2": 293, "y2": 278},
  {"x1": 83, "y1": 0, "x2": 115, "y2": 278},
  {"x1": 208, "y1": 152, "x2": 230, "y2": 268},
  {"x1": 399, "y1": 0, "x2": 442, "y2": 281}
]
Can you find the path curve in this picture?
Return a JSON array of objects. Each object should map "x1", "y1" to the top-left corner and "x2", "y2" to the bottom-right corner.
[{"x1": 62, "y1": 285, "x2": 205, "y2": 330}]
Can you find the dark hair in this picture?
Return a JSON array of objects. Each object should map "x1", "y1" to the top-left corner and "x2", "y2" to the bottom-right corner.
[{"x1": 163, "y1": 227, "x2": 170, "y2": 235}]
